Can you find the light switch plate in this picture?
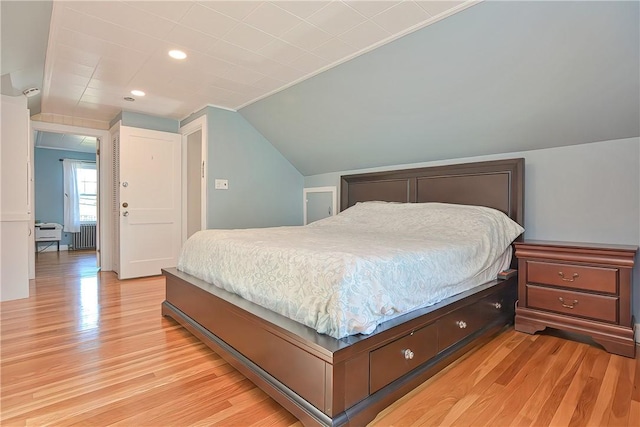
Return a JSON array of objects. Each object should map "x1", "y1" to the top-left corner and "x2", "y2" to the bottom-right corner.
[{"x1": 214, "y1": 179, "x2": 229, "y2": 190}]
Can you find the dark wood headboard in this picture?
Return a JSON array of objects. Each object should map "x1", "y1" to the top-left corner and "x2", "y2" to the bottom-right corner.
[{"x1": 340, "y1": 158, "x2": 524, "y2": 226}]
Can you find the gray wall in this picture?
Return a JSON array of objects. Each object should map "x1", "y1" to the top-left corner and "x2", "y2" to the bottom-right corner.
[
  {"x1": 305, "y1": 137, "x2": 640, "y2": 325},
  {"x1": 182, "y1": 106, "x2": 303, "y2": 229},
  {"x1": 110, "y1": 111, "x2": 180, "y2": 133},
  {"x1": 240, "y1": 0, "x2": 639, "y2": 176},
  {"x1": 34, "y1": 147, "x2": 97, "y2": 248},
  {"x1": 306, "y1": 191, "x2": 333, "y2": 224}
]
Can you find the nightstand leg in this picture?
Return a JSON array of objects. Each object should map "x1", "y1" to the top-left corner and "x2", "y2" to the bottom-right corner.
[
  {"x1": 591, "y1": 336, "x2": 636, "y2": 358},
  {"x1": 514, "y1": 308, "x2": 548, "y2": 335}
]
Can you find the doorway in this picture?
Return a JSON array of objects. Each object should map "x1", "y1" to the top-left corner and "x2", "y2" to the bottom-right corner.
[
  {"x1": 30, "y1": 121, "x2": 111, "y2": 275},
  {"x1": 33, "y1": 131, "x2": 99, "y2": 273},
  {"x1": 303, "y1": 186, "x2": 337, "y2": 225},
  {"x1": 180, "y1": 116, "x2": 208, "y2": 243}
]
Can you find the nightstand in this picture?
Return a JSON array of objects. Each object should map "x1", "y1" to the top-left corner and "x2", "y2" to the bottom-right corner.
[{"x1": 514, "y1": 240, "x2": 638, "y2": 358}]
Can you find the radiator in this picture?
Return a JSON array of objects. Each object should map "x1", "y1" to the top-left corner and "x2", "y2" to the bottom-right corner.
[{"x1": 73, "y1": 224, "x2": 96, "y2": 250}]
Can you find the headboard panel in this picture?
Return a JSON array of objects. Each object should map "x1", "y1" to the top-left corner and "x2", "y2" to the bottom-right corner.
[
  {"x1": 416, "y1": 173, "x2": 511, "y2": 215},
  {"x1": 346, "y1": 179, "x2": 412, "y2": 205},
  {"x1": 340, "y1": 158, "x2": 524, "y2": 226}
]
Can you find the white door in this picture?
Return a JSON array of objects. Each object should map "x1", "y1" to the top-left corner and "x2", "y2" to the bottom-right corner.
[
  {"x1": 180, "y1": 116, "x2": 207, "y2": 244},
  {"x1": 306, "y1": 192, "x2": 333, "y2": 224},
  {"x1": 185, "y1": 130, "x2": 202, "y2": 239},
  {"x1": 303, "y1": 187, "x2": 337, "y2": 225},
  {"x1": 95, "y1": 137, "x2": 101, "y2": 270},
  {"x1": 118, "y1": 126, "x2": 181, "y2": 279}
]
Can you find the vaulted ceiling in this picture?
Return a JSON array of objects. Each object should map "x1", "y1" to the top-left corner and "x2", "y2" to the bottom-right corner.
[
  {"x1": 2, "y1": 0, "x2": 472, "y2": 123},
  {"x1": 2, "y1": 1, "x2": 639, "y2": 176},
  {"x1": 240, "y1": 0, "x2": 640, "y2": 175}
]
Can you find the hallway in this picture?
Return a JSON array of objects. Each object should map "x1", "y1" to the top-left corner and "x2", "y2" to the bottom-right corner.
[{"x1": 34, "y1": 249, "x2": 98, "y2": 279}]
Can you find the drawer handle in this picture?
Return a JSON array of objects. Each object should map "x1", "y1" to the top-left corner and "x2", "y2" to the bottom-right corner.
[
  {"x1": 558, "y1": 271, "x2": 579, "y2": 282},
  {"x1": 558, "y1": 297, "x2": 578, "y2": 309},
  {"x1": 403, "y1": 349, "x2": 415, "y2": 360},
  {"x1": 456, "y1": 320, "x2": 467, "y2": 329},
  {"x1": 493, "y1": 302, "x2": 502, "y2": 309}
]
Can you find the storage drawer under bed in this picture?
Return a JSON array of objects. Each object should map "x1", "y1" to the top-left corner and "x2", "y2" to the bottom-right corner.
[
  {"x1": 438, "y1": 293, "x2": 508, "y2": 351},
  {"x1": 369, "y1": 291, "x2": 510, "y2": 394},
  {"x1": 369, "y1": 323, "x2": 438, "y2": 393}
]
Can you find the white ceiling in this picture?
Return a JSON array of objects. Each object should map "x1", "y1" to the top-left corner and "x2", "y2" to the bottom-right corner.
[
  {"x1": 0, "y1": 1, "x2": 52, "y2": 115},
  {"x1": 40, "y1": 0, "x2": 473, "y2": 123}
]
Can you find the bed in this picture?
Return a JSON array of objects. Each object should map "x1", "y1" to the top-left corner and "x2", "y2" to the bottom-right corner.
[{"x1": 162, "y1": 158, "x2": 524, "y2": 426}]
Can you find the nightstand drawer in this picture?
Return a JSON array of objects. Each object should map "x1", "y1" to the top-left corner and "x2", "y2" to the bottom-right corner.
[
  {"x1": 527, "y1": 261, "x2": 617, "y2": 294},
  {"x1": 527, "y1": 284, "x2": 618, "y2": 323}
]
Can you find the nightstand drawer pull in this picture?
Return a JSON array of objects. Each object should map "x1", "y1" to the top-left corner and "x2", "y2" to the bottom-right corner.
[
  {"x1": 456, "y1": 320, "x2": 467, "y2": 329},
  {"x1": 558, "y1": 297, "x2": 578, "y2": 309},
  {"x1": 558, "y1": 271, "x2": 579, "y2": 282},
  {"x1": 493, "y1": 302, "x2": 502, "y2": 309}
]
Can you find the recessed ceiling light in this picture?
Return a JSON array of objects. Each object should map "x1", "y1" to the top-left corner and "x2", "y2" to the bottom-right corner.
[
  {"x1": 168, "y1": 49, "x2": 187, "y2": 60},
  {"x1": 131, "y1": 89, "x2": 145, "y2": 97},
  {"x1": 124, "y1": 96, "x2": 135, "y2": 102}
]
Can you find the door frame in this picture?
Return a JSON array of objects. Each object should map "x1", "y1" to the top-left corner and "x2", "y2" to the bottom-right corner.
[
  {"x1": 30, "y1": 121, "x2": 112, "y2": 271},
  {"x1": 303, "y1": 186, "x2": 337, "y2": 225},
  {"x1": 179, "y1": 116, "x2": 208, "y2": 243}
]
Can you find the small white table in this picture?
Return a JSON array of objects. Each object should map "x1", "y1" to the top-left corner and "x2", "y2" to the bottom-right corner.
[{"x1": 35, "y1": 223, "x2": 63, "y2": 252}]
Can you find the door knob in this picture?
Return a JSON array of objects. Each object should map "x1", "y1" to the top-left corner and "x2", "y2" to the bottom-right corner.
[
  {"x1": 123, "y1": 211, "x2": 129, "y2": 217},
  {"x1": 122, "y1": 202, "x2": 128, "y2": 208}
]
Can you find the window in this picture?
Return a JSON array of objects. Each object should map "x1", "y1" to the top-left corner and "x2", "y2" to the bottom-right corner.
[{"x1": 77, "y1": 165, "x2": 97, "y2": 222}]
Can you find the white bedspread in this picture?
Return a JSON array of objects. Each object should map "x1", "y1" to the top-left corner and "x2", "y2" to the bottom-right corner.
[{"x1": 177, "y1": 202, "x2": 524, "y2": 339}]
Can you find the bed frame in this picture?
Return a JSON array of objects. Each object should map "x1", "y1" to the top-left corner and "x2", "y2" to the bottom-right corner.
[{"x1": 162, "y1": 158, "x2": 524, "y2": 426}]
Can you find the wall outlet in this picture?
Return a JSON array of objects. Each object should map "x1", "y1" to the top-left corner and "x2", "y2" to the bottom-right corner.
[{"x1": 214, "y1": 179, "x2": 229, "y2": 190}]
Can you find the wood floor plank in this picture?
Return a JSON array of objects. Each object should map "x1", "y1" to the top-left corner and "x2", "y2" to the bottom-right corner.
[
  {"x1": 567, "y1": 346, "x2": 611, "y2": 427},
  {"x1": 447, "y1": 336, "x2": 552, "y2": 426},
  {"x1": 505, "y1": 339, "x2": 573, "y2": 426},
  {"x1": 607, "y1": 354, "x2": 636, "y2": 426},
  {"x1": 1, "y1": 251, "x2": 638, "y2": 427},
  {"x1": 519, "y1": 334, "x2": 586, "y2": 427},
  {"x1": 634, "y1": 352, "x2": 640, "y2": 403},
  {"x1": 511, "y1": 339, "x2": 579, "y2": 426},
  {"x1": 468, "y1": 342, "x2": 556, "y2": 426},
  {"x1": 549, "y1": 345, "x2": 600, "y2": 426},
  {"x1": 587, "y1": 355, "x2": 623, "y2": 426},
  {"x1": 629, "y1": 400, "x2": 640, "y2": 427}
]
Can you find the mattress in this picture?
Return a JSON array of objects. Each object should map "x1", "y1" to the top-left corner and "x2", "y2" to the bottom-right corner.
[{"x1": 177, "y1": 202, "x2": 524, "y2": 339}]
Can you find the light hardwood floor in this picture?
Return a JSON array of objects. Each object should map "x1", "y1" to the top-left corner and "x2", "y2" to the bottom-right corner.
[{"x1": 1, "y1": 251, "x2": 638, "y2": 426}]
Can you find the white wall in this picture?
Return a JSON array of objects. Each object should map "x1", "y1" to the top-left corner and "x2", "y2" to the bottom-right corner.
[
  {"x1": 305, "y1": 137, "x2": 640, "y2": 327},
  {"x1": 1, "y1": 95, "x2": 31, "y2": 301}
]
